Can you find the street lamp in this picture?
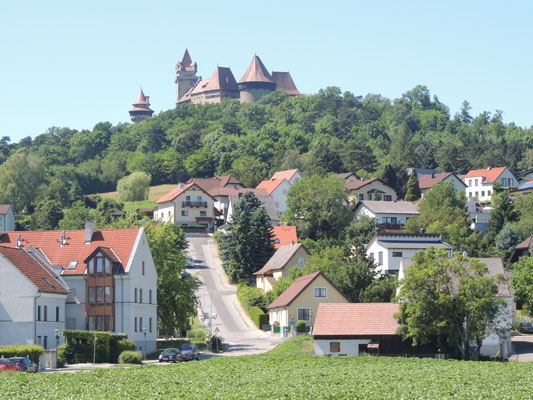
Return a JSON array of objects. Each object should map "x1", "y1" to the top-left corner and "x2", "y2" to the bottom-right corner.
[
  {"x1": 142, "y1": 326, "x2": 147, "y2": 359},
  {"x1": 54, "y1": 327, "x2": 60, "y2": 349}
]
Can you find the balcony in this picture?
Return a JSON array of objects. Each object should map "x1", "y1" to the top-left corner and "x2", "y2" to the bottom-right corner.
[{"x1": 182, "y1": 201, "x2": 208, "y2": 208}]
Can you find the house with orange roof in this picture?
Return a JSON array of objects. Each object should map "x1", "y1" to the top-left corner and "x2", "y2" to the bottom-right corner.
[
  {"x1": 267, "y1": 271, "x2": 349, "y2": 335},
  {"x1": 271, "y1": 226, "x2": 298, "y2": 248},
  {"x1": 155, "y1": 182, "x2": 217, "y2": 232},
  {"x1": 256, "y1": 178, "x2": 292, "y2": 215},
  {"x1": 0, "y1": 224, "x2": 158, "y2": 354},
  {"x1": 463, "y1": 166, "x2": 517, "y2": 202},
  {"x1": 0, "y1": 245, "x2": 69, "y2": 349},
  {"x1": 271, "y1": 169, "x2": 303, "y2": 185}
]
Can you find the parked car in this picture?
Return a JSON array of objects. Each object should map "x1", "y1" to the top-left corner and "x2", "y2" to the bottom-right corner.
[
  {"x1": 0, "y1": 358, "x2": 18, "y2": 372},
  {"x1": 9, "y1": 357, "x2": 38, "y2": 373},
  {"x1": 158, "y1": 348, "x2": 182, "y2": 363},
  {"x1": 185, "y1": 257, "x2": 194, "y2": 268},
  {"x1": 180, "y1": 344, "x2": 199, "y2": 361},
  {"x1": 519, "y1": 322, "x2": 533, "y2": 334}
]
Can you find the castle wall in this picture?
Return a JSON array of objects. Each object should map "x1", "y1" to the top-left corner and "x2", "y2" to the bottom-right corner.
[
  {"x1": 175, "y1": 71, "x2": 198, "y2": 103},
  {"x1": 239, "y1": 87, "x2": 274, "y2": 103}
]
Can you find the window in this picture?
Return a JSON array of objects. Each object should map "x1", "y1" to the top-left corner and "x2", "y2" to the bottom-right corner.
[
  {"x1": 96, "y1": 257, "x2": 103, "y2": 273},
  {"x1": 297, "y1": 308, "x2": 310, "y2": 321},
  {"x1": 475, "y1": 191, "x2": 479, "y2": 197},
  {"x1": 392, "y1": 252, "x2": 403, "y2": 257},
  {"x1": 469, "y1": 192, "x2": 473, "y2": 198},
  {"x1": 96, "y1": 287, "x2": 103, "y2": 303},
  {"x1": 96, "y1": 316, "x2": 103, "y2": 331},
  {"x1": 200, "y1": 211, "x2": 206, "y2": 216},
  {"x1": 369, "y1": 253, "x2": 374, "y2": 262},
  {"x1": 475, "y1": 179, "x2": 478, "y2": 186},
  {"x1": 481, "y1": 191, "x2": 485, "y2": 197},
  {"x1": 88, "y1": 316, "x2": 94, "y2": 330},
  {"x1": 359, "y1": 194, "x2": 364, "y2": 201},
  {"x1": 139, "y1": 317, "x2": 143, "y2": 332},
  {"x1": 298, "y1": 257, "x2": 305, "y2": 266},
  {"x1": 105, "y1": 287, "x2": 111, "y2": 303},
  {"x1": 140, "y1": 289, "x2": 143, "y2": 303},
  {"x1": 149, "y1": 289, "x2": 152, "y2": 304},
  {"x1": 43, "y1": 336, "x2": 48, "y2": 350},
  {"x1": 89, "y1": 287, "x2": 94, "y2": 303},
  {"x1": 274, "y1": 239, "x2": 280, "y2": 244},
  {"x1": 44, "y1": 306, "x2": 47, "y2": 321},
  {"x1": 37, "y1": 336, "x2": 41, "y2": 346},
  {"x1": 382, "y1": 217, "x2": 397, "y2": 224},
  {"x1": 181, "y1": 210, "x2": 188, "y2": 216},
  {"x1": 88, "y1": 260, "x2": 94, "y2": 274},
  {"x1": 104, "y1": 316, "x2": 111, "y2": 331},
  {"x1": 134, "y1": 317, "x2": 137, "y2": 332},
  {"x1": 105, "y1": 259, "x2": 111, "y2": 274},
  {"x1": 142, "y1": 261, "x2": 145, "y2": 275},
  {"x1": 186, "y1": 195, "x2": 191, "y2": 201},
  {"x1": 149, "y1": 317, "x2": 152, "y2": 333},
  {"x1": 488, "y1": 190, "x2": 491, "y2": 196},
  {"x1": 37, "y1": 305, "x2": 41, "y2": 321},
  {"x1": 68, "y1": 260, "x2": 77, "y2": 270},
  {"x1": 468, "y1": 179, "x2": 472, "y2": 187},
  {"x1": 197, "y1": 195, "x2": 202, "y2": 202},
  {"x1": 368, "y1": 194, "x2": 372, "y2": 200},
  {"x1": 375, "y1": 193, "x2": 382, "y2": 201},
  {"x1": 384, "y1": 195, "x2": 392, "y2": 201},
  {"x1": 378, "y1": 252, "x2": 383, "y2": 266},
  {"x1": 134, "y1": 288, "x2": 137, "y2": 303},
  {"x1": 314, "y1": 287, "x2": 327, "y2": 298},
  {"x1": 56, "y1": 306, "x2": 60, "y2": 322},
  {"x1": 330, "y1": 342, "x2": 340, "y2": 353}
]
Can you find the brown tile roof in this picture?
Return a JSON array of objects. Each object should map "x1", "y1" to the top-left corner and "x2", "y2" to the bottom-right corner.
[
  {"x1": 239, "y1": 55, "x2": 275, "y2": 84},
  {"x1": 515, "y1": 237, "x2": 533, "y2": 250},
  {"x1": 217, "y1": 175, "x2": 243, "y2": 187},
  {"x1": 271, "y1": 169, "x2": 300, "y2": 181},
  {"x1": 133, "y1": 89, "x2": 149, "y2": 105},
  {"x1": 256, "y1": 179, "x2": 287, "y2": 195},
  {"x1": 0, "y1": 204, "x2": 11, "y2": 214},
  {"x1": 345, "y1": 178, "x2": 379, "y2": 191},
  {"x1": 156, "y1": 182, "x2": 194, "y2": 204},
  {"x1": 191, "y1": 67, "x2": 238, "y2": 95},
  {"x1": 335, "y1": 172, "x2": 358, "y2": 180},
  {"x1": 180, "y1": 49, "x2": 196, "y2": 72},
  {"x1": 0, "y1": 246, "x2": 68, "y2": 294},
  {"x1": 267, "y1": 271, "x2": 321, "y2": 309},
  {"x1": 463, "y1": 167, "x2": 508, "y2": 184},
  {"x1": 254, "y1": 243, "x2": 306, "y2": 275},
  {"x1": 0, "y1": 229, "x2": 141, "y2": 275},
  {"x1": 272, "y1": 226, "x2": 297, "y2": 249},
  {"x1": 313, "y1": 303, "x2": 400, "y2": 337},
  {"x1": 418, "y1": 172, "x2": 454, "y2": 189},
  {"x1": 271, "y1": 71, "x2": 300, "y2": 96}
]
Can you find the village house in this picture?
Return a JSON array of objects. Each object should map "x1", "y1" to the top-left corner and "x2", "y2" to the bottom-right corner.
[
  {"x1": 345, "y1": 178, "x2": 397, "y2": 203},
  {"x1": 366, "y1": 232, "x2": 453, "y2": 274},
  {"x1": 407, "y1": 167, "x2": 439, "y2": 178},
  {"x1": 254, "y1": 243, "x2": 309, "y2": 293},
  {"x1": 463, "y1": 167, "x2": 517, "y2": 202},
  {"x1": 271, "y1": 169, "x2": 303, "y2": 185},
  {"x1": 335, "y1": 172, "x2": 359, "y2": 183},
  {"x1": 267, "y1": 271, "x2": 349, "y2": 334},
  {"x1": 0, "y1": 246, "x2": 69, "y2": 349},
  {"x1": 354, "y1": 200, "x2": 419, "y2": 229},
  {"x1": 271, "y1": 226, "x2": 298, "y2": 249},
  {"x1": 256, "y1": 178, "x2": 292, "y2": 216},
  {"x1": 0, "y1": 204, "x2": 15, "y2": 232},
  {"x1": 518, "y1": 169, "x2": 533, "y2": 186},
  {"x1": 418, "y1": 173, "x2": 466, "y2": 196},
  {"x1": 508, "y1": 236, "x2": 532, "y2": 263},
  {"x1": 227, "y1": 194, "x2": 279, "y2": 226},
  {"x1": 509, "y1": 181, "x2": 533, "y2": 197},
  {"x1": 467, "y1": 198, "x2": 491, "y2": 233},
  {"x1": 0, "y1": 225, "x2": 158, "y2": 354}
]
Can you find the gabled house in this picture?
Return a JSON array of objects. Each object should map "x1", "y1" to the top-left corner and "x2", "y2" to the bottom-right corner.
[
  {"x1": 0, "y1": 246, "x2": 69, "y2": 348},
  {"x1": 407, "y1": 167, "x2": 439, "y2": 178},
  {"x1": 267, "y1": 271, "x2": 349, "y2": 333},
  {"x1": 366, "y1": 232, "x2": 453, "y2": 274},
  {"x1": 518, "y1": 169, "x2": 533, "y2": 186},
  {"x1": 509, "y1": 237, "x2": 532, "y2": 263},
  {"x1": 335, "y1": 172, "x2": 359, "y2": 182},
  {"x1": 256, "y1": 178, "x2": 292, "y2": 215},
  {"x1": 227, "y1": 194, "x2": 279, "y2": 227},
  {"x1": 418, "y1": 173, "x2": 466, "y2": 196},
  {"x1": 271, "y1": 169, "x2": 303, "y2": 185},
  {"x1": 346, "y1": 178, "x2": 397, "y2": 203},
  {"x1": 398, "y1": 257, "x2": 513, "y2": 357},
  {"x1": 254, "y1": 243, "x2": 309, "y2": 293},
  {"x1": 0, "y1": 224, "x2": 158, "y2": 354},
  {"x1": 355, "y1": 200, "x2": 419, "y2": 229},
  {"x1": 271, "y1": 226, "x2": 298, "y2": 249},
  {"x1": 0, "y1": 204, "x2": 15, "y2": 232},
  {"x1": 467, "y1": 198, "x2": 490, "y2": 233},
  {"x1": 155, "y1": 182, "x2": 217, "y2": 232},
  {"x1": 463, "y1": 167, "x2": 517, "y2": 202},
  {"x1": 509, "y1": 181, "x2": 533, "y2": 197}
]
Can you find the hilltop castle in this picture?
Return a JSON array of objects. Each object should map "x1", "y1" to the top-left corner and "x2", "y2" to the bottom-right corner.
[
  {"x1": 129, "y1": 89, "x2": 154, "y2": 123},
  {"x1": 175, "y1": 49, "x2": 300, "y2": 105}
]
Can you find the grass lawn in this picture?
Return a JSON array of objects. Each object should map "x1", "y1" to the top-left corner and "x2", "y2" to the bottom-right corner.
[
  {"x1": 1, "y1": 337, "x2": 532, "y2": 399},
  {"x1": 94, "y1": 184, "x2": 177, "y2": 212}
]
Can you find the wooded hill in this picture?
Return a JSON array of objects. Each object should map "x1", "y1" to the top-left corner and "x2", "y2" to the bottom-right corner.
[{"x1": 0, "y1": 85, "x2": 531, "y2": 214}]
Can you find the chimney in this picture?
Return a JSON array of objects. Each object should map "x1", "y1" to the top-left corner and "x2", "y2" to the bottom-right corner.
[
  {"x1": 85, "y1": 222, "x2": 95, "y2": 245},
  {"x1": 178, "y1": 182, "x2": 184, "y2": 190},
  {"x1": 487, "y1": 167, "x2": 491, "y2": 170},
  {"x1": 60, "y1": 230, "x2": 67, "y2": 247},
  {"x1": 16, "y1": 233, "x2": 22, "y2": 248}
]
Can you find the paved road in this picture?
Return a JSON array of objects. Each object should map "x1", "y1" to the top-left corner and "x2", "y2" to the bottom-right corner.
[
  {"x1": 510, "y1": 335, "x2": 533, "y2": 362},
  {"x1": 186, "y1": 236, "x2": 283, "y2": 356}
]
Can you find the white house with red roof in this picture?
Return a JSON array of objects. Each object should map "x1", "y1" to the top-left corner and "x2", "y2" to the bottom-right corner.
[
  {"x1": 463, "y1": 167, "x2": 517, "y2": 202},
  {"x1": 0, "y1": 224, "x2": 157, "y2": 354},
  {"x1": 256, "y1": 178, "x2": 292, "y2": 215},
  {"x1": 0, "y1": 246, "x2": 69, "y2": 348},
  {"x1": 271, "y1": 226, "x2": 298, "y2": 249},
  {"x1": 418, "y1": 173, "x2": 466, "y2": 196},
  {"x1": 271, "y1": 169, "x2": 303, "y2": 185}
]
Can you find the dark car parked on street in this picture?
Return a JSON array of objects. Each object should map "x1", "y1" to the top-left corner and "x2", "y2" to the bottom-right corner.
[
  {"x1": 0, "y1": 358, "x2": 18, "y2": 372},
  {"x1": 519, "y1": 322, "x2": 533, "y2": 334},
  {"x1": 158, "y1": 348, "x2": 182, "y2": 363},
  {"x1": 180, "y1": 344, "x2": 200, "y2": 361},
  {"x1": 9, "y1": 357, "x2": 38, "y2": 373}
]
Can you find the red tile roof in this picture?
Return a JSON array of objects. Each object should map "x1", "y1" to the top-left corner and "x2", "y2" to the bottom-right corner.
[
  {"x1": 271, "y1": 72, "x2": 300, "y2": 96},
  {"x1": 0, "y1": 229, "x2": 141, "y2": 275},
  {"x1": 180, "y1": 49, "x2": 196, "y2": 72},
  {"x1": 239, "y1": 55, "x2": 275, "y2": 84},
  {"x1": 268, "y1": 271, "x2": 321, "y2": 309},
  {"x1": 313, "y1": 303, "x2": 400, "y2": 337},
  {"x1": 418, "y1": 172, "x2": 453, "y2": 189},
  {"x1": 0, "y1": 246, "x2": 68, "y2": 294},
  {"x1": 256, "y1": 179, "x2": 286, "y2": 195},
  {"x1": 133, "y1": 89, "x2": 149, "y2": 106},
  {"x1": 191, "y1": 67, "x2": 238, "y2": 95},
  {"x1": 271, "y1": 226, "x2": 297, "y2": 249},
  {"x1": 156, "y1": 182, "x2": 194, "y2": 204},
  {"x1": 271, "y1": 169, "x2": 299, "y2": 182},
  {"x1": 463, "y1": 167, "x2": 507, "y2": 184}
]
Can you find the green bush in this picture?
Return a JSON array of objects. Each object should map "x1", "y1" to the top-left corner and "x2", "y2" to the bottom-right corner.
[
  {"x1": 206, "y1": 334, "x2": 224, "y2": 351},
  {"x1": 119, "y1": 351, "x2": 143, "y2": 364},
  {"x1": 63, "y1": 330, "x2": 113, "y2": 363},
  {"x1": 237, "y1": 283, "x2": 266, "y2": 310},
  {"x1": 0, "y1": 345, "x2": 44, "y2": 364},
  {"x1": 187, "y1": 329, "x2": 206, "y2": 341},
  {"x1": 57, "y1": 343, "x2": 68, "y2": 368},
  {"x1": 296, "y1": 320, "x2": 307, "y2": 333},
  {"x1": 249, "y1": 306, "x2": 269, "y2": 329},
  {"x1": 110, "y1": 338, "x2": 136, "y2": 363}
]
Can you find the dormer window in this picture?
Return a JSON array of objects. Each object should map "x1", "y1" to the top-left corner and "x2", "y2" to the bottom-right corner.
[
  {"x1": 96, "y1": 256, "x2": 103, "y2": 273},
  {"x1": 68, "y1": 260, "x2": 77, "y2": 270}
]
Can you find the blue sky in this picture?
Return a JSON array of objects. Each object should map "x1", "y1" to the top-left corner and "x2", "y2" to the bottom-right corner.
[{"x1": 1, "y1": 1, "x2": 532, "y2": 142}]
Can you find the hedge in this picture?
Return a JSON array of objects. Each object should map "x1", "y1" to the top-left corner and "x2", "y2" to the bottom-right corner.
[
  {"x1": 63, "y1": 330, "x2": 128, "y2": 363},
  {"x1": 237, "y1": 282, "x2": 266, "y2": 310},
  {"x1": 0, "y1": 345, "x2": 44, "y2": 364},
  {"x1": 249, "y1": 306, "x2": 269, "y2": 329},
  {"x1": 296, "y1": 320, "x2": 308, "y2": 333},
  {"x1": 110, "y1": 339, "x2": 136, "y2": 363},
  {"x1": 119, "y1": 350, "x2": 143, "y2": 364}
]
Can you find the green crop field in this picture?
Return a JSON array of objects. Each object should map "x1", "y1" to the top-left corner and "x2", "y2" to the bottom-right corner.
[{"x1": 1, "y1": 338, "x2": 532, "y2": 399}]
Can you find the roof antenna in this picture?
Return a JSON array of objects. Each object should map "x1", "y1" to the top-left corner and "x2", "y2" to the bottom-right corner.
[{"x1": 16, "y1": 233, "x2": 22, "y2": 248}]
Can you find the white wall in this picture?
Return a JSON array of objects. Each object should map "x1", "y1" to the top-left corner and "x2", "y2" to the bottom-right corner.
[
  {"x1": 271, "y1": 180, "x2": 292, "y2": 215},
  {"x1": 154, "y1": 203, "x2": 175, "y2": 223},
  {"x1": 64, "y1": 276, "x2": 86, "y2": 331},
  {"x1": 465, "y1": 169, "x2": 517, "y2": 202},
  {"x1": 314, "y1": 339, "x2": 371, "y2": 356}
]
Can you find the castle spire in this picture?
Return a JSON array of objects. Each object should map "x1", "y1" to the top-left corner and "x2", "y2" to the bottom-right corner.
[
  {"x1": 181, "y1": 49, "x2": 193, "y2": 66},
  {"x1": 129, "y1": 88, "x2": 154, "y2": 123}
]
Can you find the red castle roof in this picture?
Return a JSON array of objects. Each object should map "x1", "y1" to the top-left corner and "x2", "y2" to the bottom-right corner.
[{"x1": 239, "y1": 55, "x2": 275, "y2": 84}]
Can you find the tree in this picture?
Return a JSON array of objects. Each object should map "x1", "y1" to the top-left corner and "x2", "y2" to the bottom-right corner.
[
  {"x1": 494, "y1": 224, "x2": 519, "y2": 260},
  {"x1": 396, "y1": 248, "x2": 506, "y2": 360},
  {"x1": 489, "y1": 192, "x2": 518, "y2": 236},
  {"x1": 229, "y1": 155, "x2": 267, "y2": 188},
  {"x1": 512, "y1": 256, "x2": 533, "y2": 316},
  {"x1": 343, "y1": 215, "x2": 378, "y2": 252},
  {"x1": 219, "y1": 192, "x2": 274, "y2": 283},
  {"x1": 282, "y1": 175, "x2": 352, "y2": 241},
  {"x1": 405, "y1": 173, "x2": 421, "y2": 201},
  {"x1": 31, "y1": 200, "x2": 64, "y2": 230},
  {"x1": 117, "y1": 172, "x2": 151, "y2": 202},
  {"x1": 58, "y1": 200, "x2": 97, "y2": 230}
]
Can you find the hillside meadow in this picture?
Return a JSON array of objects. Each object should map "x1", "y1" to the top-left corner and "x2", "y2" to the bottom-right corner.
[{"x1": 1, "y1": 337, "x2": 532, "y2": 399}]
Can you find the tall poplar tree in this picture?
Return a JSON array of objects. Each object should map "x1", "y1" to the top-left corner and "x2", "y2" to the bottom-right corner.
[{"x1": 405, "y1": 173, "x2": 421, "y2": 201}]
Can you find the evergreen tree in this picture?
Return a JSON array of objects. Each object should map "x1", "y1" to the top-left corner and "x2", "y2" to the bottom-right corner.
[
  {"x1": 494, "y1": 224, "x2": 519, "y2": 260},
  {"x1": 489, "y1": 192, "x2": 519, "y2": 236},
  {"x1": 405, "y1": 173, "x2": 422, "y2": 201}
]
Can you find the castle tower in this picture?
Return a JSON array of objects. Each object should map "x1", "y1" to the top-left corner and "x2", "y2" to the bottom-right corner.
[
  {"x1": 238, "y1": 55, "x2": 276, "y2": 103},
  {"x1": 175, "y1": 49, "x2": 200, "y2": 104},
  {"x1": 129, "y1": 89, "x2": 154, "y2": 123}
]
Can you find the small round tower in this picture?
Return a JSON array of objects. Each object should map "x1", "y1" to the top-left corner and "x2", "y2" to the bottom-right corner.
[
  {"x1": 129, "y1": 89, "x2": 154, "y2": 123},
  {"x1": 238, "y1": 55, "x2": 276, "y2": 103}
]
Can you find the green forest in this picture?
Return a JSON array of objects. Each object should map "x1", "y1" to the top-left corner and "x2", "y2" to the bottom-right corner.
[{"x1": 0, "y1": 85, "x2": 532, "y2": 220}]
